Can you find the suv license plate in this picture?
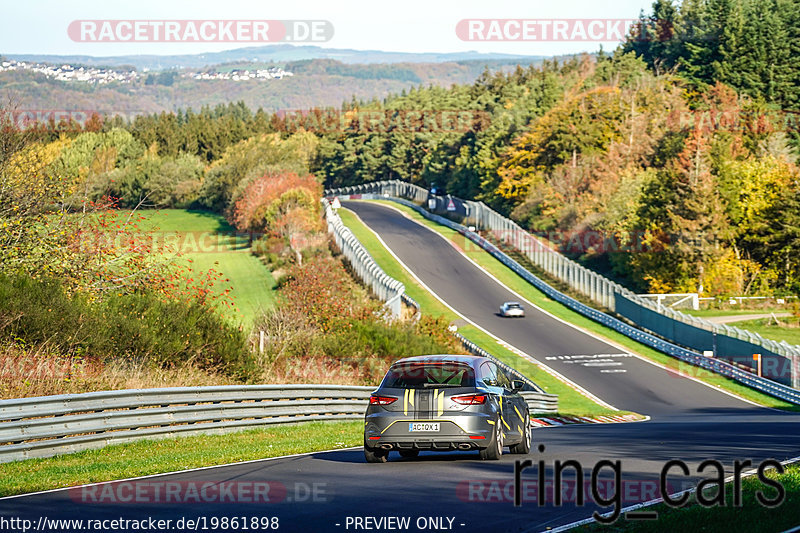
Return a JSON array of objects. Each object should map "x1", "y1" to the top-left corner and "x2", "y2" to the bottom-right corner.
[{"x1": 409, "y1": 422, "x2": 440, "y2": 432}]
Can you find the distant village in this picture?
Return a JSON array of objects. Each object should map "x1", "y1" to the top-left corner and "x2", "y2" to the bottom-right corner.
[
  {"x1": 187, "y1": 67, "x2": 293, "y2": 81},
  {"x1": 0, "y1": 59, "x2": 139, "y2": 84},
  {"x1": 0, "y1": 59, "x2": 293, "y2": 84}
]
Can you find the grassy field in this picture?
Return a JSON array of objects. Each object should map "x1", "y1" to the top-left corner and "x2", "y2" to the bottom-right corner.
[
  {"x1": 355, "y1": 201, "x2": 799, "y2": 412},
  {"x1": 339, "y1": 208, "x2": 627, "y2": 417},
  {"x1": 131, "y1": 209, "x2": 276, "y2": 327},
  {"x1": 581, "y1": 462, "x2": 800, "y2": 532},
  {"x1": 682, "y1": 310, "x2": 800, "y2": 347},
  {"x1": 0, "y1": 421, "x2": 362, "y2": 497},
  {"x1": 730, "y1": 319, "x2": 800, "y2": 347},
  {"x1": 685, "y1": 309, "x2": 790, "y2": 318}
]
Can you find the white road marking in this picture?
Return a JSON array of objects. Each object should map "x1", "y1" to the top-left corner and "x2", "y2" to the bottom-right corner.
[
  {"x1": 343, "y1": 206, "x2": 618, "y2": 411},
  {"x1": 363, "y1": 201, "x2": 768, "y2": 409}
]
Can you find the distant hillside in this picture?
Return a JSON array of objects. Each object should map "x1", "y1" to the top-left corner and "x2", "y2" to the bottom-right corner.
[
  {"x1": 6, "y1": 44, "x2": 544, "y2": 71},
  {"x1": 0, "y1": 58, "x2": 543, "y2": 114}
]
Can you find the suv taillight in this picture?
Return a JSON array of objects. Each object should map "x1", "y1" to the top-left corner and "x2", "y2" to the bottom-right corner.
[
  {"x1": 370, "y1": 395, "x2": 398, "y2": 405},
  {"x1": 452, "y1": 394, "x2": 486, "y2": 405}
]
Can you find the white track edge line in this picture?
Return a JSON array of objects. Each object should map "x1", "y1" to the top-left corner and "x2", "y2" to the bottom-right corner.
[
  {"x1": 342, "y1": 205, "x2": 617, "y2": 412},
  {"x1": 539, "y1": 454, "x2": 800, "y2": 533},
  {"x1": 0, "y1": 446, "x2": 362, "y2": 501},
  {"x1": 367, "y1": 200, "x2": 768, "y2": 411}
]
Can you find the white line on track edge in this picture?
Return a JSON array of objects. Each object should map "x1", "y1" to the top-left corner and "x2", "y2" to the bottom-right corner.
[
  {"x1": 354, "y1": 200, "x2": 767, "y2": 411},
  {"x1": 0, "y1": 446, "x2": 362, "y2": 501},
  {"x1": 342, "y1": 204, "x2": 617, "y2": 411}
]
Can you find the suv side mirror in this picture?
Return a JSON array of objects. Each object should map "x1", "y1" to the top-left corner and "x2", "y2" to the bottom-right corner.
[{"x1": 511, "y1": 380, "x2": 525, "y2": 391}]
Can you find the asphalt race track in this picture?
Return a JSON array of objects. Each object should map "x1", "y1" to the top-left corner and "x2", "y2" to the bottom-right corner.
[{"x1": 1, "y1": 200, "x2": 799, "y2": 533}]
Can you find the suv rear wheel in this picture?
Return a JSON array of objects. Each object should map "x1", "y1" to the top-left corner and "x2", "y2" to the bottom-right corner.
[
  {"x1": 479, "y1": 419, "x2": 503, "y2": 460},
  {"x1": 510, "y1": 415, "x2": 531, "y2": 454},
  {"x1": 364, "y1": 438, "x2": 388, "y2": 463}
]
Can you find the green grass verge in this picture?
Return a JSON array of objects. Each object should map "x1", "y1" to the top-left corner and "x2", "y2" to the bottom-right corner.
[
  {"x1": 184, "y1": 251, "x2": 277, "y2": 327},
  {"x1": 685, "y1": 309, "x2": 789, "y2": 318},
  {"x1": 128, "y1": 209, "x2": 276, "y2": 327},
  {"x1": 359, "y1": 200, "x2": 799, "y2": 412},
  {"x1": 581, "y1": 463, "x2": 800, "y2": 532},
  {"x1": 0, "y1": 420, "x2": 362, "y2": 497},
  {"x1": 339, "y1": 208, "x2": 625, "y2": 418},
  {"x1": 725, "y1": 319, "x2": 800, "y2": 347}
]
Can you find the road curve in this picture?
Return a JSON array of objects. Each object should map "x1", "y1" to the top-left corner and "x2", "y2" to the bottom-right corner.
[
  {"x1": 1, "y1": 200, "x2": 799, "y2": 533},
  {"x1": 343, "y1": 201, "x2": 753, "y2": 417}
]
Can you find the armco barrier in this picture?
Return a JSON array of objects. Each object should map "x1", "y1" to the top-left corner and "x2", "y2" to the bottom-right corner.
[
  {"x1": 0, "y1": 385, "x2": 372, "y2": 463},
  {"x1": 323, "y1": 197, "x2": 405, "y2": 317},
  {"x1": 326, "y1": 180, "x2": 800, "y2": 391},
  {"x1": 616, "y1": 293, "x2": 793, "y2": 386},
  {"x1": 328, "y1": 186, "x2": 800, "y2": 405},
  {"x1": 0, "y1": 381, "x2": 556, "y2": 463},
  {"x1": 330, "y1": 211, "x2": 557, "y2": 412},
  {"x1": 453, "y1": 333, "x2": 559, "y2": 413}
]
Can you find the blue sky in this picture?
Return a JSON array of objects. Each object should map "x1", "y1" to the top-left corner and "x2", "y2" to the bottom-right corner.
[{"x1": 2, "y1": 0, "x2": 655, "y2": 57}]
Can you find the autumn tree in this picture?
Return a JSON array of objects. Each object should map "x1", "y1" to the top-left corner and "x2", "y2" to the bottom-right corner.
[{"x1": 232, "y1": 171, "x2": 322, "y2": 264}]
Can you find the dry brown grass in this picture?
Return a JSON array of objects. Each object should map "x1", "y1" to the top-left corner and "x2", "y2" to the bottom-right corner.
[
  {"x1": 0, "y1": 343, "x2": 239, "y2": 399},
  {"x1": 260, "y1": 353, "x2": 384, "y2": 386},
  {"x1": 0, "y1": 340, "x2": 382, "y2": 400}
]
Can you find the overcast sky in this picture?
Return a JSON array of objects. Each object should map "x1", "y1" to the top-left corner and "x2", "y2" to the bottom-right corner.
[{"x1": 2, "y1": 0, "x2": 655, "y2": 58}]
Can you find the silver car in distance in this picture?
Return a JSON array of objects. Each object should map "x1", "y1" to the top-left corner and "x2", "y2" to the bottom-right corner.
[
  {"x1": 363, "y1": 355, "x2": 531, "y2": 463},
  {"x1": 500, "y1": 301, "x2": 525, "y2": 318}
]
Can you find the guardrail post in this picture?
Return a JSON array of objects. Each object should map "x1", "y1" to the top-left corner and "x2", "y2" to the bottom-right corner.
[
  {"x1": 321, "y1": 198, "x2": 405, "y2": 319},
  {"x1": 323, "y1": 183, "x2": 800, "y2": 393},
  {"x1": 794, "y1": 354, "x2": 800, "y2": 389}
]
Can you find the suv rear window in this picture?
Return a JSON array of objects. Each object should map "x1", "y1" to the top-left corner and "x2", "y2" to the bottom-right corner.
[{"x1": 381, "y1": 362, "x2": 476, "y2": 389}]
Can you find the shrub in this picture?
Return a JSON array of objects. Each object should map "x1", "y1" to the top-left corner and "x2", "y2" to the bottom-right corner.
[
  {"x1": 277, "y1": 255, "x2": 376, "y2": 332},
  {"x1": 253, "y1": 256, "x2": 464, "y2": 385},
  {"x1": 0, "y1": 275, "x2": 256, "y2": 381}
]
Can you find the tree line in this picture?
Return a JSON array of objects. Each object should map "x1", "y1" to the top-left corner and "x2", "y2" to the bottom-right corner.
[{"x1": 4, "y1": 0, "x2": 799, "y2": 296}]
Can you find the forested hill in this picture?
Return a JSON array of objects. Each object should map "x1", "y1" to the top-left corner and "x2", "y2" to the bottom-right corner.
[
  {"x1": 623, "y1": 0, "x2": 800, "y2": 109},
  {"x1": 7, "y1": 44, "x2": 542, "y2": 70},
  {"x1": 0, "y1": 57, "x2": 544, "y2": 114},
  {"x1": 5, "y1": 0, "x2": 799, "y2": 299},
  {"x1": 310, "y1": 0, "x2": 800, "y2": 297}
]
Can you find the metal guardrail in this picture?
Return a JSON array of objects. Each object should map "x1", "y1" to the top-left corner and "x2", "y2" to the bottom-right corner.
[
  {"x1": 331, "y1": 211, "x2": 558, "y2": 412},
  {"x1": 326, "y1": 180, "x2": 800, "y2": 387},
  {"x1": 519, "y1": 392, "x2": 559, "y2": 415},
  {"x1": 326, "y1": 185, "x2": 800, "y2": 406},
  {"x1": 453, "y1": 333, "x2": 541, "y2": 392},
  {"x1": 454, "y1": 333, "x2": 559, "y2": 413},
  {"x1": 0, "y1": 385, "x2": 372, "y2": 463},
  {"x1": 323, "y1": 197, "x2": 405, "y2": 317},
  {"x1": 1, "y1": 380, "x2": 555, "y2": 463}
]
